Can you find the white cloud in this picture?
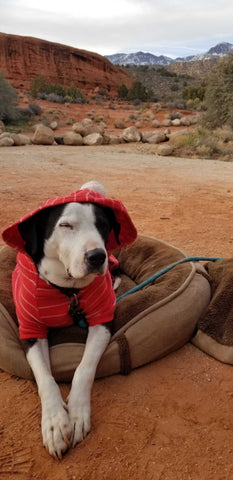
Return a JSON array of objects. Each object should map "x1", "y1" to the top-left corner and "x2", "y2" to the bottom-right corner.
[{"x1": 0, "y1": 0, "x2": 233, "y2": 57}]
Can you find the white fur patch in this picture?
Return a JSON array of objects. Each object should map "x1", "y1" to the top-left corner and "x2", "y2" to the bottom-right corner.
[{"x1": 38, "y1": 203, "x2": 108, "y2": 288}]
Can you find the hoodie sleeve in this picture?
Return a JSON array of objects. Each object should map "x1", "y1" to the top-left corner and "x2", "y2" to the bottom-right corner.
[{"x1": 13, "y1": 254, "x2": 48, "y2": 339}]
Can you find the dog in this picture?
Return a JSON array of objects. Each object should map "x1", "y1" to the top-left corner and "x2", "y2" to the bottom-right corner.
[{"x1": 2, "y1": 181, "x2": 137, "y2": 459}]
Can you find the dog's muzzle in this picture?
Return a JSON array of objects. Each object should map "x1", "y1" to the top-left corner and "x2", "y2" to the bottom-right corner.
[{"x1": 85, "y1": 248, "x2": 106, "y2": 272}]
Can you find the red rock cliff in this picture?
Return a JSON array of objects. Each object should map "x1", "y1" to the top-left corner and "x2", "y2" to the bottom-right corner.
[{"x1": 0, "y1": 32, "x2": 133, "y2": 94}]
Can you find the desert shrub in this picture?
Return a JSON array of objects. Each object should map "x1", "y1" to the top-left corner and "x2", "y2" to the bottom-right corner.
[
  {"x1": 29, "y1": 102, "x2": 42, "y2": 115},
  {"x1": 183, "y1": 85, "x2": 206, "y2": 102},
  {"x1": 202, "y1": 54, "x2": 233, "y2": 129},
  {"x1": 169, "y1": 112, "x2": 182, "y2": 120},
  {"x1": 118, "y1": 84, "x2": 129, "y2": 99},
  {"x1": 0, "y1": 72, "x2": 19, "y2": 123},
  {"x1": 15, "y1": 107, "x2": 34, "y2": 120},
  {"x1": 30, "y1": 76, "x2": 85, "y2": 103},
  {"x1": 30, "y1": 76, "x2": 51, "y2": 98},
  {"x1": 66, "y1": 85, "x2": 84, "y2": 102}
]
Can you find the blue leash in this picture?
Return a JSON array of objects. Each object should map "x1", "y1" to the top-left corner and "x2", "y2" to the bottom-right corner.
[{"x1": 116, "y1": 255, "x2": 223, "y2": 303}]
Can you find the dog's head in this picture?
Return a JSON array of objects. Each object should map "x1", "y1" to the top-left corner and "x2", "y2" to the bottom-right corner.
[
  {"x1": 2, "y1": 181, "x2": 137, "y2": 288},
  {"x1": 18, "y1": 185, "x2": 119, "y2": 286}
]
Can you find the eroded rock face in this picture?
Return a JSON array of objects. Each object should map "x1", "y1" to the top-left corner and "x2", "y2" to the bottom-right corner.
[{"x1": 0, "y1": 33, "x2": 133, "y2": 94}]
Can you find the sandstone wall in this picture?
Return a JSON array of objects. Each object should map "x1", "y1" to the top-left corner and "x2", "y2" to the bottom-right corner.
[{"x1": 0, "y1": 33, "x2": 133, "y2": 94}]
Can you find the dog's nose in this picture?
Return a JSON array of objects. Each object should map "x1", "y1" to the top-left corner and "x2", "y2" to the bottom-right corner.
[{"x1": 85, "y1": 248, "x2": 106, "y2": 268}]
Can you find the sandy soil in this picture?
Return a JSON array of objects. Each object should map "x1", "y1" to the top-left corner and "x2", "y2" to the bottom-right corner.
[{"x1": 1, "y1": 144, "x2": 233, "y2": 479}]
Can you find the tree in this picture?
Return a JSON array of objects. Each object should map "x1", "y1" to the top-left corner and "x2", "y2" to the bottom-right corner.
[
  {"x1": 203, "y1": 54, "x2": 233, "y2": 128},
  {"x1": 118, "y1": 84, "x2": 128, "y2": 99}
]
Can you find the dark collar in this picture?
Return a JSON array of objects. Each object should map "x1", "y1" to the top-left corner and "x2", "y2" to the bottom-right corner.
[{"x1": 49, "y1": 281, "x2": 80, "y2": 298}]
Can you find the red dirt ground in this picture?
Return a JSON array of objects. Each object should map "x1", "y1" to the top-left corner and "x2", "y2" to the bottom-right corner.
[{"x1": 1, "y1": 144, "x2": 233, "y2": 480}]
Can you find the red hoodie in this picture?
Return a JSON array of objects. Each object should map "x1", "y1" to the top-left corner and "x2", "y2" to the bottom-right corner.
[{"x1": 2, "y1": 188, "x2": 137, "y2": 339}]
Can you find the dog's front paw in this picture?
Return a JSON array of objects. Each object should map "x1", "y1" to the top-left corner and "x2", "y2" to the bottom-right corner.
[
  {"x1": 68, "y1": 393, "x2": 91, "y2": 447},
  {"x1": 42, "y1": 399, "x2": 73, "y2": 459}
]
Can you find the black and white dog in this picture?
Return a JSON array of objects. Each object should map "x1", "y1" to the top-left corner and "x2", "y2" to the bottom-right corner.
[
  {"x1": 2, "y1": 180, "x2": 137, "y2": 459},
  {"x1": 23, "y1": 182, "x2": 116, "y2": 458}
]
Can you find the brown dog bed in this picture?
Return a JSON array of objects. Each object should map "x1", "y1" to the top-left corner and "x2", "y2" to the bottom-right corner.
[{"x1": 0, "y1": 235, "x2": 211, "y2": 381}]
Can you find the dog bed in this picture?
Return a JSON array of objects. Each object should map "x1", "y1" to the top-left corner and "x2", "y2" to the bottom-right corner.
[{"x1": 0, "y1": 235, "x2": 211, "y2": 381}]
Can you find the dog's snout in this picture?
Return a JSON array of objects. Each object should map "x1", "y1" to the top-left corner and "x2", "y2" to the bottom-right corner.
[{"x1": 85, "y1": 248, "x2": 106, "y2": 268}]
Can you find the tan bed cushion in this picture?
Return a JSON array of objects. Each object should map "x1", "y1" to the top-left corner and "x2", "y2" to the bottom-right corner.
[{"x1": 0, "y1": 235, "x2": 211, "y2": 381}]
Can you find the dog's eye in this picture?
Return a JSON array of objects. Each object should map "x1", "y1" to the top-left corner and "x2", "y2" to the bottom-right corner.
[{"x1": 59, "y1": 222, "x2": 73, "y2": 230}]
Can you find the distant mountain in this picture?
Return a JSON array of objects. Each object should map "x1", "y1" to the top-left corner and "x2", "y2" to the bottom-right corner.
[
  {"x1": 106, "y1": 51, "x2": 174, "y2": 66},
  {"x1": 106, "y1": 42, "x2": 233, "y2": 66}
]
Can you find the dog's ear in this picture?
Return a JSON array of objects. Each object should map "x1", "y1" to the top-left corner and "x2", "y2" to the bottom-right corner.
[
  {"x1": 18, "y1": 205, "x2": 65, "y2": 263},
  {"x1": 104, "y1": 207, "x2": 121, "y2": 245},
  {"x1": 18, "y1": 210, "x2": 48, "y2": 263}
]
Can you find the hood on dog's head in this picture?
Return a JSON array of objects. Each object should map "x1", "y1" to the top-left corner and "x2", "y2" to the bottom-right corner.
[{"x1": 2, "y1": 184, "x2": 137, "y2": 256}]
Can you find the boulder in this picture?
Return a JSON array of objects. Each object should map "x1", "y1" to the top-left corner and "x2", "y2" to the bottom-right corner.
[
  {"x1": 11, "y1": 133, "x2": 31, "y2": 146},
  {"x1": 152, "y1": 119, "x2": 160, "y2": 128},
  {"x1": 157, "y1": 144, "x2": 174, "y2": 156},
  {"x1": 82, "y1": 124, "x2": 105, "y2": 137},
  {"x1": 0, "y1": 137, "x2": 14, "y2": 146},
  {"x1": 180, "y1": 117, "x2": 191, "y2": 126},
  {"x1": 161, "y1": 119, "x2": 172, "y2": 127},
  {"x1": 144, "y1": 133, "x2": 167, "y2": 144},
  {"x1": 83, "y1": 133, "x2": 103, "y2": 146},
  {"x1": 50, "y1": 121, "x2": 58, "y2": 130},
  {"x1": 32, "y1": 125, "x2": 54, "y2": 145},
  {"x1": 108, "y1": 135, "x2": 122, "y2": 145},
  {"x1": 72, "y1": 122, "x2": 85, "y2": 135},
  {"x1": 102, "y1": 134, "x2": 110, "y2": 145},
  {"x1": 0, "y1": 120, "x2": 5, "y2": 133},
  {"x1": 171, "y1": 119, "x2": 181, "y2": 127},
  {"x1": 63, "y1": 132, "x2": 83, "y2": 146},
  {"x1": 81, "y1": 118, "x2": 93, "y2": 127},
  {"x1": 122, "y1": 126, "x2": 141, "y2": 143},
  {"x1": 114, "y1": 120, "x2": 126, "y2": 129},
  {"x1": 0, "y1": 132, "x2": 11, "y2": 139}
]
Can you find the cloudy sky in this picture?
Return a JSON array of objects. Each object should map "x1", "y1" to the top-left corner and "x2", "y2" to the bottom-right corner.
[{"x1": 0, "y1": 0, "x2": 233, "y2": 58}]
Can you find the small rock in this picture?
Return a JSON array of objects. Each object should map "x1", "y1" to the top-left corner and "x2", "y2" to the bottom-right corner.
[
  {"x1": 83, "y1": 133, "x2": 103, "y2": 146},
  {"x1": 157, "y1": 144, "x2": 174, "y2": 156},
  {"x1": 63, "y1": 132, "x2": 83, "y2": 146},
  {"x1": 122, "y1": 126, "x2": 141, "y2": 143},
  {"x1": 32, "y1": 125, "x2": 54, "y2": 145}
]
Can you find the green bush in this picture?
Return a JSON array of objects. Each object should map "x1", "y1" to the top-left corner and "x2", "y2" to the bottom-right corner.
[
  {"x1": 203, "y1": 54, "x2": 233, "y2": 128},
  {"x1": 0, "y1": 72, "x2": 19, "y2": 123}
]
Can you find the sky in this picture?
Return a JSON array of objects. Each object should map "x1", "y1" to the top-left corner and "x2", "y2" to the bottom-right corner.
[{"x1": 0, "y1": 0, "x2": 233, "y2": 58}]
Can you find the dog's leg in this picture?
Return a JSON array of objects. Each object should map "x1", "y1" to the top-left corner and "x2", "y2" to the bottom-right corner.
[
  {"x1": 67, "y1": 324, "x2": 111, "y2": 447},
  {"x1": 26, "y1": 339, "x2": 73, "y2": 459}
]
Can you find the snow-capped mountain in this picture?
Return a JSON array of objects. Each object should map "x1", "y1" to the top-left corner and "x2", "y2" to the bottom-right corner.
[
  {"x1": 106, "y1": 42, "x2": 233, "y2": 66},
  {"x1": 106, "y1": 51, "x2": 174, "y2": 66}
]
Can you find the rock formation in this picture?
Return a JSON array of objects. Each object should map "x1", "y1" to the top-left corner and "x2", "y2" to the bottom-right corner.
[{"x1": 0, "y1": 33, "x2": 133, "y2": 94}]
